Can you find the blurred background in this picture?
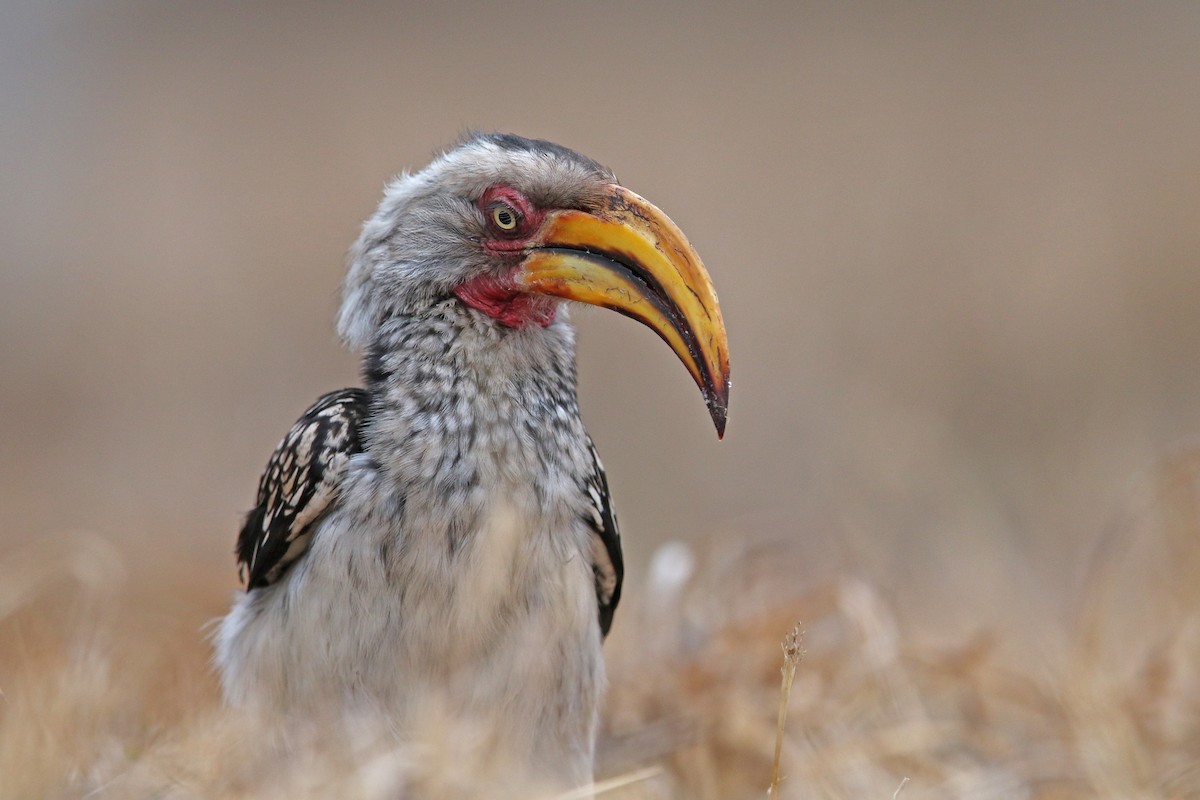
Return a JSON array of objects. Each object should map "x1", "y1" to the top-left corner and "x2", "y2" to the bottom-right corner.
[{"x1": 3, "y1": 1, "x2": 1200, "y2": 667}]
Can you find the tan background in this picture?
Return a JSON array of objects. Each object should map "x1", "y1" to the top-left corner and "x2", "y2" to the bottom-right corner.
[{"x1": 3, "y1": 2, "x2": 1200, "y2": 656}]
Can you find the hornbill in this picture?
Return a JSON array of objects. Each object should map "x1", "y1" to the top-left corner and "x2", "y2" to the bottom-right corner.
[{"x1": 214, "y1": 133, "x2": 729, "y2": 789}]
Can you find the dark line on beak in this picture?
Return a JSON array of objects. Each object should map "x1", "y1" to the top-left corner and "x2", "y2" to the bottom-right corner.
[{"x1": 537, "y1": 246, "x2": 727, "y2": 432}]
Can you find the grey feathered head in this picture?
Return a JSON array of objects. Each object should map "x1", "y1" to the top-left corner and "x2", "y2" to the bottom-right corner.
[
  {"x1": 339, "y1": 134, "x2": 614, "y2": 347},
  {"x1": 336, "y1": 132, "x2": 732, "y2": 437}
]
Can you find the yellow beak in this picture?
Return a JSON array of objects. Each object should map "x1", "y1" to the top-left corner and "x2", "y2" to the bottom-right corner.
[{"x1": 517, "y1": 184, "x2": 730, "y2": 437}]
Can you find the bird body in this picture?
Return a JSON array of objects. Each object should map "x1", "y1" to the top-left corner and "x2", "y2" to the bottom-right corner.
[
  {"x1": 214, "y1": 134, "x2": 727, "y2": 791},
  {"x1": 217, "y1": 310, "x2": 609, "y2": 782}
]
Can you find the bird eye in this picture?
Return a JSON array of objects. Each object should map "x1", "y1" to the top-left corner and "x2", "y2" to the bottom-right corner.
[{"x1": 490, "y1": 203, "x2": 520, "y2": 232}]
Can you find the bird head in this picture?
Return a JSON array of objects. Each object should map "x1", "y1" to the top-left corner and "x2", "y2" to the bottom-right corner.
[{"x1": 340, "y1": 133, "x2": 731, "y2": 436}]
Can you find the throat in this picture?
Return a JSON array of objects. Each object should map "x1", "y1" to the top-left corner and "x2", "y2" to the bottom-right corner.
[{"x1": 454, "y1": 272, "x2": 557, "y2": 328}]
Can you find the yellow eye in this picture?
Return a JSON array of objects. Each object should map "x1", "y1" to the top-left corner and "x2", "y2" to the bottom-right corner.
[{"x1": 491, "y1": 203, "x2": 520, "y2": 231}]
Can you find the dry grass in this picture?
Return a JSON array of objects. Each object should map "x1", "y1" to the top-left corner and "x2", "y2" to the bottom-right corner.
[
  {"x1": 768, "y1": 623, "x2": 804, "y2": 799},
  {"x1": 3, "y1": 456, "x2": 1200, "y2": 799}
]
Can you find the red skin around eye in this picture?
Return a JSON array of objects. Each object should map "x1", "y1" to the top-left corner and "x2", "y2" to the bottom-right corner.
[
  {"x1": 454, "y1": 186, "x2": 558, "y2": 327},
  {"x1": 477, "y1": 185, "x2": 545, "y2": 254}
]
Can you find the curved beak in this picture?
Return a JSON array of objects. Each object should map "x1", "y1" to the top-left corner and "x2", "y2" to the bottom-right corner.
[{"x1": 517, "y1": 184, "x2": 730, "y2": 437}]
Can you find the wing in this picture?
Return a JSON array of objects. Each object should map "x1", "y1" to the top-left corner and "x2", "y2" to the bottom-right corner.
[
  {"x1": 236, "y1": 388, "x2": 370, "y2": 590},
  {"x1": 582, "y1": 436, "x2": 624, "y2": 638}
]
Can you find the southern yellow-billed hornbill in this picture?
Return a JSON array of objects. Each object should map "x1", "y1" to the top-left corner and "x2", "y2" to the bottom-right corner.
[{"x1": 214, "y1": 133, "x2": 729, "y2": 788}]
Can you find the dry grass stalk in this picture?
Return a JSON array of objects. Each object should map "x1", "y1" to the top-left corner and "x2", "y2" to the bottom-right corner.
[
  {"x1": 554, "y1": 766, "x2": 663, "y2": 799},
  {"x1": 767, "y1": 622, "x2": 804, "y2": 798}
]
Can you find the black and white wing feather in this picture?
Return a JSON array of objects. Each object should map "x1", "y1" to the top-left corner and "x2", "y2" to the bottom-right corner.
[
  {"x1": 583, "y1": 436, "x2": 624, "y2": 638},
  {"x1": 237, "y1": 388, "x2": 369, "y2": 590}
]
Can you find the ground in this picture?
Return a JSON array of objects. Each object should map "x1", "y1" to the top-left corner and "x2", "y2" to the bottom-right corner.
[{"x1": 3, "y1": 455, "x2": 1199, "y2": 798}]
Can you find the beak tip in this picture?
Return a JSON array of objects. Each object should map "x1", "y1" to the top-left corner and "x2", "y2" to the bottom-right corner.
[{"x1": 707, "y1": 388, "x2": 729, "y2": 439}]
